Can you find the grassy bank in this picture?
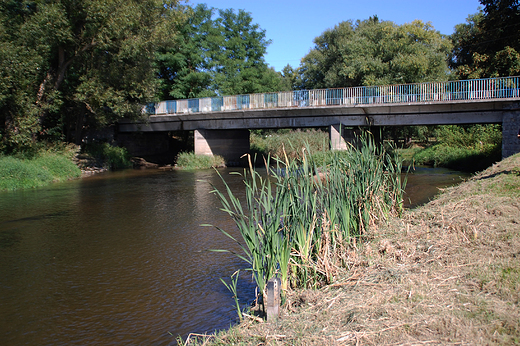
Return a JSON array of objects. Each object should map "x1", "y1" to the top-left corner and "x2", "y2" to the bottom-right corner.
[
  {"x1": 186, "y1": 152, "x2": 520, "y2": 345},
  {"x1": 0, "y1": 145, "x2": 81, "y2": 191}
]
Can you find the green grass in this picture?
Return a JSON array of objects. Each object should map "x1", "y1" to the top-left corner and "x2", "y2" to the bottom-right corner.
[
  {"x1": 250, "y1": 129, "x2": 329, "y2": 161},
  {"x1": 176, "y1": 152, "x2": 226, "y2": 170},
  {"x1": 0, "y1": 152, "x2": 81, "y2": 191}
]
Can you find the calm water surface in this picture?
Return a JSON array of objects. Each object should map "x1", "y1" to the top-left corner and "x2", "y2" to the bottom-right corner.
[{"x1": 0, "y1": 166, "x2": 467, "y2": 345}]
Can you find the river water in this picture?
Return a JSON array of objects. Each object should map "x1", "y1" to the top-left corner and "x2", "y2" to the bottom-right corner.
[{"x1": 0, "y1": 167, "x2": 467, "y2": 345}]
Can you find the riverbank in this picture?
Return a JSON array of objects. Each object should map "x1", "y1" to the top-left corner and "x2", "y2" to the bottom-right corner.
[
  {"x1": 0, "y1": 149, "x2": 81, "y2": 191},
  {"x1": 186, "y1": 153, "x2": 520, "y2": 345}
]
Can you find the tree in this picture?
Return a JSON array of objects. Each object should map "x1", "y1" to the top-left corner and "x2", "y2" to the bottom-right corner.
[
  {"x1": 156, "y1": 4, "x2": 215, "y2": 100},
  {"x1": 450, "y1": 0, "x2": 520, "y2": 78},
  {"x1": 209, "y1": 8, "x2": 284, "y2": 95},
  {"x1": 0, "y1": 0, "x2": 181, "y2": 151},
  {"x1": 156, "y1": 5, "x2": 287, "y2": 99},
  {"x1": 298, "y1": 17, "x2": 452, "y2": 89}
]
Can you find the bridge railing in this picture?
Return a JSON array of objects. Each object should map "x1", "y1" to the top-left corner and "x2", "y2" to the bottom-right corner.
[{"x1": 147, "y1": 76, "x2": 520, "y2": 116}]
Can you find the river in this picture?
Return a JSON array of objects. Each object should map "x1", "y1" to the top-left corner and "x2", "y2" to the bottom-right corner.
[{"x1": 0, "y1": 167, "x2": 467, "y2": 345}]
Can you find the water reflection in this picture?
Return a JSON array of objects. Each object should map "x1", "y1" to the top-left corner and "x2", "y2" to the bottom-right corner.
[
  {"x1": 0, "y1": 169, "x2": 255, "y2": 346},
  {"x1": 404, "y1": 166, "x2": 469, "y2": 208}
]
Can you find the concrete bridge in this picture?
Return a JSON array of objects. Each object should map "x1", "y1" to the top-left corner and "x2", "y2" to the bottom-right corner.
[{"x1": 118, "y1": 76, "x2": 520, "y2": 162}]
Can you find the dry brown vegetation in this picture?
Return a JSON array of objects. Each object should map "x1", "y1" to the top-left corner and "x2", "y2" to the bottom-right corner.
[{"x1": 186, "y1": 153, "x2": 520, "y2": 346}]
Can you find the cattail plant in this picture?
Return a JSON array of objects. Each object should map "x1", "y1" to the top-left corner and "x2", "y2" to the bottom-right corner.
[{"x1": 209, "y1": 132, "x2": 407, "y2": 309}]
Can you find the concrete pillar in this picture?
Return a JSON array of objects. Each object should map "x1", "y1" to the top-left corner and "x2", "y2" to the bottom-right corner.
[
  {"x1": 502, "y1": 104, "x2": 520, "y2": 159},
  {"x1": 329, "y1": 125, "x2": 381, "y2": 150},
  {"x1": 194, "y1": 129, "x2": 250, "y2": 165}
]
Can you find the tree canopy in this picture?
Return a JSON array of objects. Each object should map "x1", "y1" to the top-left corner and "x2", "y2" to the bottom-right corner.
[
  {"x1": 0, "y1": 0, "x2": 182, "y2": 151},
  {"x1": 450, "y1": 0, "x2": 520, "y2": 78},
  {"x1": 156, "y1": 4, "x2": 287, "y2": 99},
  {"x1": 297, "y1": 17, "x2": 452, "y2": 90}
]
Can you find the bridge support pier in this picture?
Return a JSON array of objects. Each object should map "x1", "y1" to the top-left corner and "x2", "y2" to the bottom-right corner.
[
  {"x1": 329, "y1": 125, "x2": 381, "y2": 150},
  {"x1": 194, "y1": 129, "x2": 250, "y2": 165},
  {"x1": 502, "y1": 104, "x2": 520, "y2": 158}
]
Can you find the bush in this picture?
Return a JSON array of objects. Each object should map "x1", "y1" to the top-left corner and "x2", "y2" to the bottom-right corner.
[
  {"x1": 175, "y1": 152, "x2": 226, "y2": 170},
  {"x1": 413, "y1": 124, "x2": 502, "y2": 172},
  {"x1": 413, "y1": 143, "x2": 501, "y2": 172},
  {"x1": 82, "y1": 142, "x2": 132, "y2": 170}
]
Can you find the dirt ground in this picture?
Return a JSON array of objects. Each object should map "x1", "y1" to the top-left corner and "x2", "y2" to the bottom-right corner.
[{"x1": 186, "y1": 153, "x2": 520, "y2": 346}]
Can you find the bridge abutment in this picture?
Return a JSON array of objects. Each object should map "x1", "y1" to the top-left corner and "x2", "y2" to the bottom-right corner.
[
  {"x1": 194, "y1": 129, "x2": 250, "y2": 165},
  {"x1": 502, "y1": 104, "x2": 520, "y2": 158}
]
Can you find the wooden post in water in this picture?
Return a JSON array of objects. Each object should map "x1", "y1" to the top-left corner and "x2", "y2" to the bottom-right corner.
[{"x1": 266, "y1": 277, "x2": 281, "y2": 322}]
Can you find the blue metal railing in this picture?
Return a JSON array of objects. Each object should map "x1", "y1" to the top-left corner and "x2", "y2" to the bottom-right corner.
[{"x1": 148, "y1": 76, "x2": 520, "y2": 116}]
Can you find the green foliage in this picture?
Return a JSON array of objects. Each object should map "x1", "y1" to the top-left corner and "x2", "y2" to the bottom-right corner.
[
  {"x1": 219, "y1": 270, "x2": 243, "y2": 322},
  {"x1": 298, "y1": 17, "x2": 451, "y2": 89},
  {"x1": 0, "y1": 152, "x2": 80, "y2": 191},
  {"x1": 413, "y1": 125, "x2": 502, "y2": 172},
  {"x1": 0, "y1": 0, "x2": 183, "y2": 152},
  {"x1": 156, "y1": 4, "x2": 215, "y2": 100},
  {"x1": 156, "y1": 4, "x2": 287, "y2": 99},
  {"x1": 436, "y1": 124, "x2": 502, "y2": 148},
  {"x1": 175, "y1": 152, "x2": 226, "y2": 170},
  {"x1": 209, "y1": 135, "x2": 406, "y2": 297},
  {"x1": 82, "y1": 142, "x2": 132, "y2": 170},
  {"x1": 450, "y1": 0, "x2": 520, "y2": 78},
  {"x1": 250, "y1": 129, "x2": 329, "y2": 161}
]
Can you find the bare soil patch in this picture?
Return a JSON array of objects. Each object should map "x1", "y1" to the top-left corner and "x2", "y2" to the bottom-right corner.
[{"x1": 186, "y1": 154, "x2": 520, "y2": 346}]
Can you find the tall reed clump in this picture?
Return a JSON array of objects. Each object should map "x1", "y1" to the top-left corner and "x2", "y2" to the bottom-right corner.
[{"x1": 209, "y1": 134, "x2": 406, "y2": 306}]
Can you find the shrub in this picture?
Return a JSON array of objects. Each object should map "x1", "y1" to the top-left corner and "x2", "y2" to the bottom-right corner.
[
  {"x1": 82, "y1": 142, "x2": 132, "y2": 170},
  {"x1": 413, "y1": 124, "x2": 502, "y2": 172}
]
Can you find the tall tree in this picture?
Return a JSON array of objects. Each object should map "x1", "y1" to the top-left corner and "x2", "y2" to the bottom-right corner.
[
  {"x1": 0, "y1": 0, "x2": 181, "y2": 151},
  {"x1": 298, "y1": 17, "x2": 451, "y2": 89},
  {"x1": 156, "y1": 4, "x2": 214, "y2": 100},
  {"x1": 450, "y1": 0, "x2": 520, "y2": 78},
  {"x1": 156, "y1": 6, "x2": 287, "y2": 99}
]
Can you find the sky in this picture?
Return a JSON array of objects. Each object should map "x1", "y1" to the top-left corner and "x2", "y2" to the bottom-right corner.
[{"x1": 189, "y1": 0, "x2": 482, "y2": 72}]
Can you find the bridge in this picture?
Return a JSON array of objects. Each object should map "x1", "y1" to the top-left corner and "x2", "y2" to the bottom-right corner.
[{"x1": 118, "y1": 76, "x2": 520, "y2": 163}]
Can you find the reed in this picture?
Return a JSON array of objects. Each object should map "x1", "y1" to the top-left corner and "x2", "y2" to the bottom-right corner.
[{"x1": 209, "y1": 133, "x2": 406, "y2": 308}]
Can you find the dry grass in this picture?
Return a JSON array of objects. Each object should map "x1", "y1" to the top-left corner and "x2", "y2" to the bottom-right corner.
[{"x1": 185, "y1": 154, "x2": 520, "y2": 346}]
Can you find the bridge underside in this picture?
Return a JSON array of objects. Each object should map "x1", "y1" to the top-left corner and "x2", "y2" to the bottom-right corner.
[{"x1": 118, "y1": 100, "x2": 520, "y2": 163}]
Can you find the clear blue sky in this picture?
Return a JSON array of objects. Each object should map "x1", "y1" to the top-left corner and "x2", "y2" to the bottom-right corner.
[{"x1": 189, "y1": 0, "x2": 482, "y2": 72}]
